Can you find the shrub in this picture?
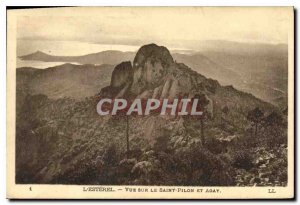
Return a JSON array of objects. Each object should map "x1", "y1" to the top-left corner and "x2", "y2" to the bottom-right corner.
[
  {"x1": 206, "y1": 137, "x2": 226, "y2": 154},
  {"x1": 173, "y1": 146, "x2": 234, "y2": 186},
  {"x1": 232, "y1": 151, "x2": 253, "y2": 170}
]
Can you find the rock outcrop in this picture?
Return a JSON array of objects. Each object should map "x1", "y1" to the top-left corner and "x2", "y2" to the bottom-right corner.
[
  {"x1": 130, "y1": 44, "x2": 174, "y2": 94},
  {"x1": 110, "y1": 61, "x2": 133, "y2": 88},
  {"x1": 101, "y1": 43, "x2": 220, "y2": 103}
]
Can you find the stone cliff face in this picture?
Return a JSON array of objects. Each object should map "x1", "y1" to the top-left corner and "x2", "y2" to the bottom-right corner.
[
  {"x1": 110, "y1": 61, "x2": 133, "y2": 88},
  {"x1": 100, "y1": 43, "x2": 276, "y2": 120},
  {"x1": 101, "y1": 43, "x2": 219, "y2": 102},
  {"x1": 131, "y1": 44, "x2": 174, "y2": 94}
]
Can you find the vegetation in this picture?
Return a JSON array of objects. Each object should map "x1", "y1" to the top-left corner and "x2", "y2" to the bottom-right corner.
[
  {"x1": 16, "y1": 93, "x2": 288, "y2": 186},
  {"x1": 16, "y1": 44, "x2": 288, "y2": 186}
]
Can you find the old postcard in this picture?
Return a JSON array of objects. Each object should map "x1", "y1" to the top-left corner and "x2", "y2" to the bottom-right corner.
[{"x1": 7, "y1": 7, "x2": 294, "y2": 199}]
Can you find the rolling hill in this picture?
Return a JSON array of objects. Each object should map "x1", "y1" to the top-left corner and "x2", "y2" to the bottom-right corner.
[
  {"x1": 17, "y1": 63, "x2": 114, "y2": 100},
  {"x1": 16, "y1": 44, "x2": 287, "y2": 186}
]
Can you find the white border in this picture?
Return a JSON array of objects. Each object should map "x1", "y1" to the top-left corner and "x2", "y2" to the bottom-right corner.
[{"x1": 1, "y1": 1, "x2": 299, "y2": 204}]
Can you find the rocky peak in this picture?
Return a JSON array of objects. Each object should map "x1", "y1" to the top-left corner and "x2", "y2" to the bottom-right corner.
[
  {"x1": 101, "y1": 44, "x2": 220, "y2": 101},
  {"x1": 133, "y1": 43, "x2": 174, "y2": 69},
  {"x1": 110, "y1": 61, "x2": 133, "y2": 88},
  {"x1": 130, "y1": 44, "x2": 175, "y2": 95}
]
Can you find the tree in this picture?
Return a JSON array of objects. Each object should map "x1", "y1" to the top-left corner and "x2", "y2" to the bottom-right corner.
[
  {"x1": 264, "y1": 112, "x2": 285, "y2": 147},
  {"x1": 193, "y1": 94, "x2": 209, "y2": 145},
  {"x1": 103, "y1": 143, "x2": 119, "y2": 166},
  {"x1": 247, "y1": 107, "x2": 264, "y2": 139},
  {"x1": 264, "y1": 112, "x2": 283, "y2": 127},
  {"x1": 222, "y1": 106, "x2": 229, "y2": 115},
  {"x1": 118, "y1": 109, "x2": 130, "y2": 158},
  {"x1": 125, "y1": 115, "x2": 130, "y2": 158},
  {"x1": 220, "y1": 105, "x2": 229, "y2": 129}
]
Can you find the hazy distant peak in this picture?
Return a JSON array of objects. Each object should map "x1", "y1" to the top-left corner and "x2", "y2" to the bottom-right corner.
[
  {"x1": 29, "y1": 50, "x2": 51, "y2": 56},
  {"x1": 196, "y1": 40, "x2": 288, "y2": 56},
  {"x1": 35, "y1": 50, "x2": 47, "y2": 54},
  {"x1": 19, "y1": 50, "x2": 53, "y2": 61},
  {"x1": 97, "y1": 50, "x2": 133, "y2": 54}
]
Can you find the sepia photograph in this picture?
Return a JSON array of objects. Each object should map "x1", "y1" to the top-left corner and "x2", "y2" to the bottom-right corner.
[{"x1": 6, "y1": 6, "x2": 294, "y2": 199}]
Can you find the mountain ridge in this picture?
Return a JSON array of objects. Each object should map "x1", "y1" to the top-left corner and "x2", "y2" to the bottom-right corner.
[
  {"x1": 17, "y1": 63, "x2": 114, "y2": 99},
  {"x1": 100, "y1": 43, "x2": 276, "y2": 115},
  {"x1": 16, "y1": 43, "x2": 287, "y2": 186},
  {"x1": 18, "y1": 40, "x2": 287, "y2": 105}
]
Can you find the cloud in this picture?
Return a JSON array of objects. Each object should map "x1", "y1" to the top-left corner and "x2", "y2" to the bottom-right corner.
[{"x1": 16, "y1": 7, "x2": 291, "y2": 49}]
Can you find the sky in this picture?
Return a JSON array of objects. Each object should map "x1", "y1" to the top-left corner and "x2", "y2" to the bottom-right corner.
[{"x1": 15, "y1": 7, "x2": 292, "y2": 53}]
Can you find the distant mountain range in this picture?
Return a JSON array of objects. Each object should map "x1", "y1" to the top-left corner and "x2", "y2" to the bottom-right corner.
[
  {"x1": 19, "y1": 50, "x2": 135, "y2": 65},
  {"x1": 17, "y1": 63, "x2": 114, "y2": 100},
  {"x1": 18, "y1": 40, "x2": 288, "y2": 107}
]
